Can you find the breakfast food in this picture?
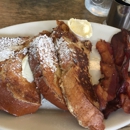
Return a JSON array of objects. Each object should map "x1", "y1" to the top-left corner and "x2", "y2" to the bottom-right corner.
[
  {"x1": 28, "y1": 31, "x2": 67, "y2": 110},
  {"x1": 68, "y1": 18, "x2": 92, "y2": 40},
  {"x1": 111, "y1": 30, "x2": 130, "y2": 113},
  {"x1": 51, "y1": 20, "x2": 104, "y2": 130},
  {"x1": 95, "y1": 40, "x2": 120, "y2": 110},
  {"x1": 0, "y1": 37, "x2": 41, "y2": 116},
  {"x1": 0, "y1": 19, "x2": 130, "y2": 130},
  {"x1": 102, "y1": 29, "x2": 130, "y2": 118}
]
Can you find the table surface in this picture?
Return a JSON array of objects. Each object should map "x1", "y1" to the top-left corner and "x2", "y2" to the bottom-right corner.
[
  {"x1": 0, "y1": 0, "x2": 107, "y2": 28},
  {"x1": 0, "y1": 0, "x2": 130, "y2": 130}
]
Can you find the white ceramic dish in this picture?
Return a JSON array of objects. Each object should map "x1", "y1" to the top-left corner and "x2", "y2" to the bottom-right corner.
[{"x1": 0, "y1": 20, "x2": 130, "y2": 130}]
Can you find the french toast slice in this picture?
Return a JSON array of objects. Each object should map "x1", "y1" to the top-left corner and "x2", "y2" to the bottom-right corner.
[
  {"x1": 28, "y1": 32, "x2": 67, "y2": 110},
  {"x1": 52, "y1": 21, "x2": 105, "y2": 130},
  {"x1": 0, "y1": 37, "x2": 41, "y2": 116}
]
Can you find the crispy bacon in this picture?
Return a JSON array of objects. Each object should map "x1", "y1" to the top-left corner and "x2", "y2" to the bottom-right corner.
[
  {"x1": 110, "y1": 30, "x2": 128, "y2": 66},
  {"x1": 95, "y1": 40, "x2": 120, "y2": 110},
  {"x1": 120, "y1": 43, "x2": 130, "y2": 113},
  {"x1": 102, "y1": 29, "x2": 130, "y2": 118}
]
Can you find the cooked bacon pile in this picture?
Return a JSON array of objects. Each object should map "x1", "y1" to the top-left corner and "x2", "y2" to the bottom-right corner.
[{"x1": 95, "y1": 29, "x2": 130, "y2": 119}]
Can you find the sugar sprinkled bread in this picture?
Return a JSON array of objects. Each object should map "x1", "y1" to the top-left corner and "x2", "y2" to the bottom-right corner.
[
  {"x1": 0, "y1": 37, "x2": 41, "y2": 116},
  {"x1": 28, "y1": 32, "x2": 67, "y2": 110}
]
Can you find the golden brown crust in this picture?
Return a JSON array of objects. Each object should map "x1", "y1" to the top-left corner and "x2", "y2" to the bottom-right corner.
[
  {"x1": 0, "y1": 80, "x2": 40, "y2": 116},
  {"x1": 0, "y1": 40, "x2": 41, "y2": 116},
  {"x1": 28, "y1": 34, "x2": 67, "y2": 110},
  {"x1": 61, "y1": 68, "x2": 104, "y2": 130},
  {"x1": 56, "y1": 37, "x2": 104, "y2": 130},
  {"x1": 53, "y1": 21, "x2": 104, "y2": 130}
]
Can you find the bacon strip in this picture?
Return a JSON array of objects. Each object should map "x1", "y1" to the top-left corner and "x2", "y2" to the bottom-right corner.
[
  {"x1": 102, "y1": 29, "x2": 130, "y2": 118},
  {"x1": 119, "y1": 33, "x2": 130, "y2": 113},
  {"x1": 95, "y1": 40, "x2": 120, "y2": 110}
]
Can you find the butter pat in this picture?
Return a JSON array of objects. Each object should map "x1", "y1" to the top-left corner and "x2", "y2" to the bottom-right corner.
[
  {"x1": 68, "y1": 18, "x2": 92, "y2": 39},
  {"x1": 22, "y1": 55, "x2": 34, "y2": 83}
]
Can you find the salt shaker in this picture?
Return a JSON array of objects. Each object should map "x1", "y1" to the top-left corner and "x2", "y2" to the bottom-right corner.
[{"x1": 106, "y1": 0, "x2": 130, "y2": 30}]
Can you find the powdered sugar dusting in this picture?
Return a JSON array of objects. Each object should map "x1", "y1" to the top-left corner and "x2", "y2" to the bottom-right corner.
[
  {"x1": 0, "y1": 37, "x2": 26, "y2": 61},
  {"x1": 29, "y1": 35, "x2": 58, "y2": 72},
  {"x1": 55, "y1": 37, "x2": 75, "y2": 65}
]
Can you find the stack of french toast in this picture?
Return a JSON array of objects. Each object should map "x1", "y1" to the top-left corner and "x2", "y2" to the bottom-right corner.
[{"x1": 1, "y1": 20, "x2": 130, "y2": 130}]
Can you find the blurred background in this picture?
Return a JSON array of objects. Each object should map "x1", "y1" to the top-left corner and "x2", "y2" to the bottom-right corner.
[{"x1": 0, "y1": 0, "x2": 106, "y2": 28}]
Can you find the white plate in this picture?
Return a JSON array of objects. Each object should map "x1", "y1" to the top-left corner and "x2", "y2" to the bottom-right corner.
[{"x1": 0, "y1": 20, "x2": 130, "y2": 130}]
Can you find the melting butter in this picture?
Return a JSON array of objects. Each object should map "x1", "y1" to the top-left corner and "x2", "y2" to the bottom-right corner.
[
  {"x1": 68, "y1": 18, "x2": 92, "y2": 38},
  {"x1": 22, "y1": 55, "x2": 34, "y2": 83}
]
